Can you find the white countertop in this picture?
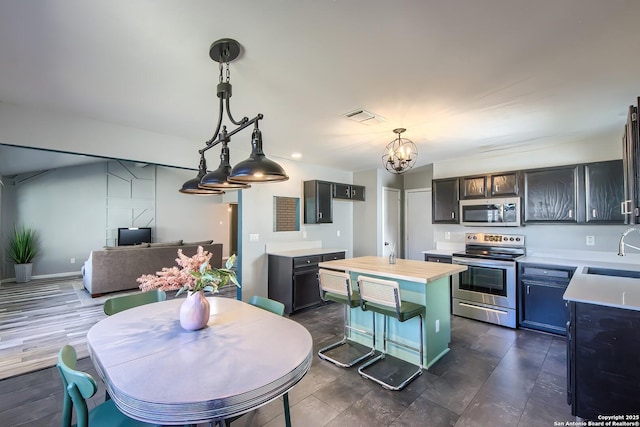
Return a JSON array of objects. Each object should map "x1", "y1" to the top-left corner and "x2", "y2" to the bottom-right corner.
[
  {"x1": 520, "y1": 251, "x2": 640, "y2": 311},
  {"x1": 267, "y1": 247, "x2": 347, "y2": 257}
]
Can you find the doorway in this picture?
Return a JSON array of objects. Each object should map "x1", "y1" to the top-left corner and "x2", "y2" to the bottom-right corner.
[{"x1": 381, "y1": 187, "x2": 401, "y2": 258}]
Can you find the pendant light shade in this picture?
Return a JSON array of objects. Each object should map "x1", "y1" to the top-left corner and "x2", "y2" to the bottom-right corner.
[
  {"x1": 228, "y1": 127, "x2": 289, "y2": 183},
  {"x1": 199, "y1": 143, "x2": 251, "y2": 189},
  {"x1": 180, "y1": 154, "x2": 225, "y2": 195}
]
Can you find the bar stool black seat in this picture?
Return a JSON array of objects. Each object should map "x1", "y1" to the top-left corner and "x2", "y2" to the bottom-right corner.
[
  {"x1": 356, "y1": 275, "x2": 424, "y2": 391},
  {"x1": 317, "y1": 269, "x2": 375, "y2": 368}
]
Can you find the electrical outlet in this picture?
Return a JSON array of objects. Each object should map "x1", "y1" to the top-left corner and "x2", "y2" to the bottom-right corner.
[
  {"x1": 445, "y1": 232, "x2": 451, "y2": 240},
  {"x1": 303, "y1": 231, "x2": 308, "y2": 238},
  {"x1": 337, "y1": 230, "x2": 341, "y2": 237},
  {"x1": 586, "y1": 235, "x2": 595, "y2": 246},
  {"x1": 70, "y1": 258, "x2": 75, "y2": 264},
  {"x1": 435, "y1": 319, "x2": 440, "y2": 333},
  {"x1": 249, "y1": 233, "x2": 259, "y2": 242}
]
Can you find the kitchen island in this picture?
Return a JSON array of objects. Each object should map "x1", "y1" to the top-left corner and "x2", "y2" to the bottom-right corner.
[{"x1": 318, "y1": 256, "x2": 467, "y2": 369}]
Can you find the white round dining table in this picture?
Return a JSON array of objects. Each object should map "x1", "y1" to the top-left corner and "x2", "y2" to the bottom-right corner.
[{"x1": 87, "y1": 297, "x2": 313, "y2": 425}]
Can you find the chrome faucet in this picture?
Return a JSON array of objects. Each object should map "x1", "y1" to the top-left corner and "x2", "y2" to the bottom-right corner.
[{"x1": 618, "y1": 227, "x2": 640, "y2": 256}]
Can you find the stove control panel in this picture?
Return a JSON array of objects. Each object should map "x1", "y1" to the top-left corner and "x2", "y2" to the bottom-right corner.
[{"x1": 465, "y1": 232, "x2": 525, "y2": 246}]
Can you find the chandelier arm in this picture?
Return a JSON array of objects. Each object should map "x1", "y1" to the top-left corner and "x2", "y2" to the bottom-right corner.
[
  {"x1": 225, "y1": 97, "x2": 249, "y2": 126},
  {"x1": 202, "y1": 97, "x2": 226, "y2": 149},
  {"x1": 199, "y1": 114, "x2": 263, "y2": 154}
]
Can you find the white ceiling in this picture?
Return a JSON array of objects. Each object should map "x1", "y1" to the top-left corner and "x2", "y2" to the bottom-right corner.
[{"x1": 0, "y1": 0, "x2": 638, "y2": 174}]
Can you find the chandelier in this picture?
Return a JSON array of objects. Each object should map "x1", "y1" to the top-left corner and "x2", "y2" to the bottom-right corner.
[
  {"x1": 381, "y1": 128, "x2": 418, "y2": 174},
  {"x1": 180, "y1": 38, "x2": 289, "y2": 194}
]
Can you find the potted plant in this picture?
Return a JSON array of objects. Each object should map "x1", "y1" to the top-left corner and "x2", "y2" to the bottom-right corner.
[{"x1": 8, "y1": 226, "x2": 39, "y2": 283}]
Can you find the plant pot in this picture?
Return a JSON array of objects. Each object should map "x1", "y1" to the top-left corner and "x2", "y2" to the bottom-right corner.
[
  {"x1": 179, "y1": 290, "x2": 211, "y2": 331},
  {"x1": 14, "y1": 263, "x2": 33, "y2": 283}
]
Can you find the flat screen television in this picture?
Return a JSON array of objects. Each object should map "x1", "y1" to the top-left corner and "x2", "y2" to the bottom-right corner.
[{"x1": 117, "y1": 227, "x2": 152, "y2": 246}]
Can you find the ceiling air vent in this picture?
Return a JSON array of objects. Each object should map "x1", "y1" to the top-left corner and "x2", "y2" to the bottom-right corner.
[{"x1": 343, "y1": 109, "x2": 386, "y2": 125}]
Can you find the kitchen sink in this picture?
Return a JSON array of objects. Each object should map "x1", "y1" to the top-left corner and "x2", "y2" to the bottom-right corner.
[{"x1": 584, "y1": 266, "x2": 640, "y2": 279}]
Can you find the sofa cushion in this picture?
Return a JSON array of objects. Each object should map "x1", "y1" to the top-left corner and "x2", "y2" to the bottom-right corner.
[
  {"x1": 103, "y1": 243, "x2": 150, "y2": 250},
  {"x1": 183, "y1": 240, "x2": 214, "y2": 246},
  {"x1": 149, "y1": 240, "x2": 183, "y2": 247}
]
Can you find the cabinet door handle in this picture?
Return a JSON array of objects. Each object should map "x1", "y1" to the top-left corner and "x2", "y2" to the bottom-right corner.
[
  {"x1": 566, "y1": 319, "x2": 572, "y2": 405},
  {"x1": 592, "y1": 209, "x2": 597, "y2": 218},
  {"x1": 451, "y1": 211, "x2": 455, "y2": 219},
  {"x1": 345, "y1": 189, "x2": 350, "y2": 196},
  {"x1": 495, "y1": 184, "x2": 499, "y2": 193},
  {"x1": 526, "y1": 285, "x2": 530, "y2": 294},
  {"x1": 318, "y1": 212, "x2": 323, "y2": 219},
  {"x1": 568, "y1": 209, "x2": 573, "y2": 219},
  {"x1": 351, "y1": 189, "x2": 356, "y2": 197},
  {"x1": 621, "y1": 200, "x2": 632, "y2": 215}
]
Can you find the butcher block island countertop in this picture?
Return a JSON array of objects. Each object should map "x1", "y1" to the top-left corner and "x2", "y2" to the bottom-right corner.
[
  {"x1": 318, "y1": 256, "x2": 467, "y2": 283},
  {"x1": 318, "y1": 256, "x2": 467, "y2": 369}
]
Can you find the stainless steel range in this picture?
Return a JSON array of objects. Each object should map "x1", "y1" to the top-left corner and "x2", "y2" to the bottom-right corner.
[{"x1": 451, "y1": 232, "x2": 525, "y2": 328}]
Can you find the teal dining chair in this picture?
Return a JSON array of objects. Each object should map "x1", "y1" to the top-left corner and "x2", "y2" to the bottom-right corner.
[
  {"x1": 223, "y1": 295, "x2": 290, "y2": 427},
  {"x1": 103, "y1": 289, "x2": 167, "y2": 316},
  {"x1": 56, "y1": 344, "x2": 159, "y2": 427}
]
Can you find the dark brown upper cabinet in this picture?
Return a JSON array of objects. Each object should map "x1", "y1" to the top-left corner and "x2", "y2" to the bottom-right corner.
[
  {"x1": 461, "y1": 175, "x2": 487, "y2": 199},
  {"x1": 584, "y1": 160, "x2": 624, "y2": 224},
  {"x1": 524, "y1": 166, "x2": 579, "y2": 223},
  {"x1": 490, "y1": 172, "x2": 520, "y2": 197},
  {"x1": 432, "y1": 178, "x2": 459, "y2": 223}
]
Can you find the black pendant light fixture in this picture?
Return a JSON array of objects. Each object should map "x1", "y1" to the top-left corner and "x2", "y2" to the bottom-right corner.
[
  {"x1": 179, "y1": 153, "x2": 225, "y2": 195},
  {"x1": 382, "y1": 128, "x2": 418, "y2": 174},
  {"x1": 180, "y1": 38, "x2": 288, "y2": 194}
]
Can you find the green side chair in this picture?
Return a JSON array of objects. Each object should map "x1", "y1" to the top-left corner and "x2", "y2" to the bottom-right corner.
[
  {"x1": 224, "y1": 295, "x2": 290, "y2": 427},
  {"x1": 356, "y1": 275, "x2": 425, "y2": 391},
  {"x1": 103, "y1": 289, "x2": 167, "y2": 316},
  {"x1": 317, "y1": 268, "x2": 375, "y2": 368},
  {"x1": 56, "y1": 344, "x2": 159, "y2": 427}
]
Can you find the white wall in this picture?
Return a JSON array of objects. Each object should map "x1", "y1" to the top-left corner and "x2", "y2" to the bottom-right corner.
[
  {"x1": 240, "y1": 159, "x2": 354, "y2": 300},
  {"x1": 1, "y1": 161, "x2": 237, "y2": 279},
  {"x1": 1, "y1": 162, "x2": 106, "y2": 278},
  {"x1": 155, "y1": 166, "x2": 232, "y2": 258}
]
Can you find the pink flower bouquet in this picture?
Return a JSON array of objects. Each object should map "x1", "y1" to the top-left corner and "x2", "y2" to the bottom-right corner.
[{"x1": 137, "y1": 246, "x2": 239, "y2": 295}]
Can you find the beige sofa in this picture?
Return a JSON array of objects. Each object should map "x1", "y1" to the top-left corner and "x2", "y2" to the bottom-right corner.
[{"x1": 82, "y1": 242, "x2": 223, "y2": 297}]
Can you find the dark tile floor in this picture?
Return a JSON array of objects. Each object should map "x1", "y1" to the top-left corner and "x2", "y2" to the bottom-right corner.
[{"x1": 0, "y1": 302, "x2": 572, "y2": 427}]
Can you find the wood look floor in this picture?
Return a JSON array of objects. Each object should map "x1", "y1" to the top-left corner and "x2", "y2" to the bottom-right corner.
[{"x1": 0, "y1": 280, "x2": 572, "y2": 426}]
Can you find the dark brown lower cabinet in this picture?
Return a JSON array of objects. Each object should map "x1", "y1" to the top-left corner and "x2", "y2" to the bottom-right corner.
[
  {"x1": 567, "y1": 301, "x2": 640, "y2": 419},
  {"x1": 268, "y1": 251, "x2": 346, "y2": 315}
]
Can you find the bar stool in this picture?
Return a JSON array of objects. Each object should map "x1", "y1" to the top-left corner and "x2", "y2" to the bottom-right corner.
[
  {"x1": 317, "y1": 269, "x2": 375, "y2": 367},
  {"x1": 356, "y1": 275, "x2": 424, "y2": 391}
]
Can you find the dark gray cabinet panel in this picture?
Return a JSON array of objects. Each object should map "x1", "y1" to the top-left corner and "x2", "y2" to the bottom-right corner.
[
  {"x1": 524, "y1": 166, "x2": 579, "y2": 223},
  {"x1": 268, "y1": 251, "x2": 346, "y2": 315},
  {"x1": 304, "y1": 180, "x2": 333, "y2": 224},
  {"x1": 622, "y1": 100, "x2": 640, "y2": 224},
  {"x1": 585, "y1": 160, "x2": 624, "y2": 223},
  {"x1": 424, "y1": 254, "x2": 452, "y2": 263},
  {"x1": 490, "y1": 172, "x2": 519, "y2": 197},
  {"x1": 461, "y1": 176, "x2": 487, "y2": 199},
  {"x1": 568, "y1": 302, "x2": 640, "y2": 419},
  {"x1": 518, "y1": 263, "x2": 575, "y2": 335},
  {"x1": 333, "y1": 183, "x2": 365, "y2": 201},
  {"x1": 432, "y1": 178, "x2": 459, "y2": 223}
]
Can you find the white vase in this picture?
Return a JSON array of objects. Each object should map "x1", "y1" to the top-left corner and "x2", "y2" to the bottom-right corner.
[
  {"x1": 14, "y1": 263, "x2": 33, "y2": 283},
  {"x1": 179, "y1": 290, "x2": 210, "y2": 331}
]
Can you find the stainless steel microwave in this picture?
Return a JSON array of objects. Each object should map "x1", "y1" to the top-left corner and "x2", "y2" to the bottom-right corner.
[{"x1": 459, "y1": 197, "x2": 521, "y2": 227}]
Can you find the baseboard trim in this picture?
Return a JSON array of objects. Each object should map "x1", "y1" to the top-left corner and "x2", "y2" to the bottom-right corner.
[{"x1": 1, "y1": 271, "x2": 82, "y2": 283}]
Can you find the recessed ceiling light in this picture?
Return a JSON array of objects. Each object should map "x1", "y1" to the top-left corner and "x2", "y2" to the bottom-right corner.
[{"x1": 291, "y1": 152, "x2": 302, "y2": 159}]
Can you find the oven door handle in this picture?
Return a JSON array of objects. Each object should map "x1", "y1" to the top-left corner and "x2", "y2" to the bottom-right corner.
[{"x1": 452, "y1": 257, "x2": 515, "y2": 269}]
